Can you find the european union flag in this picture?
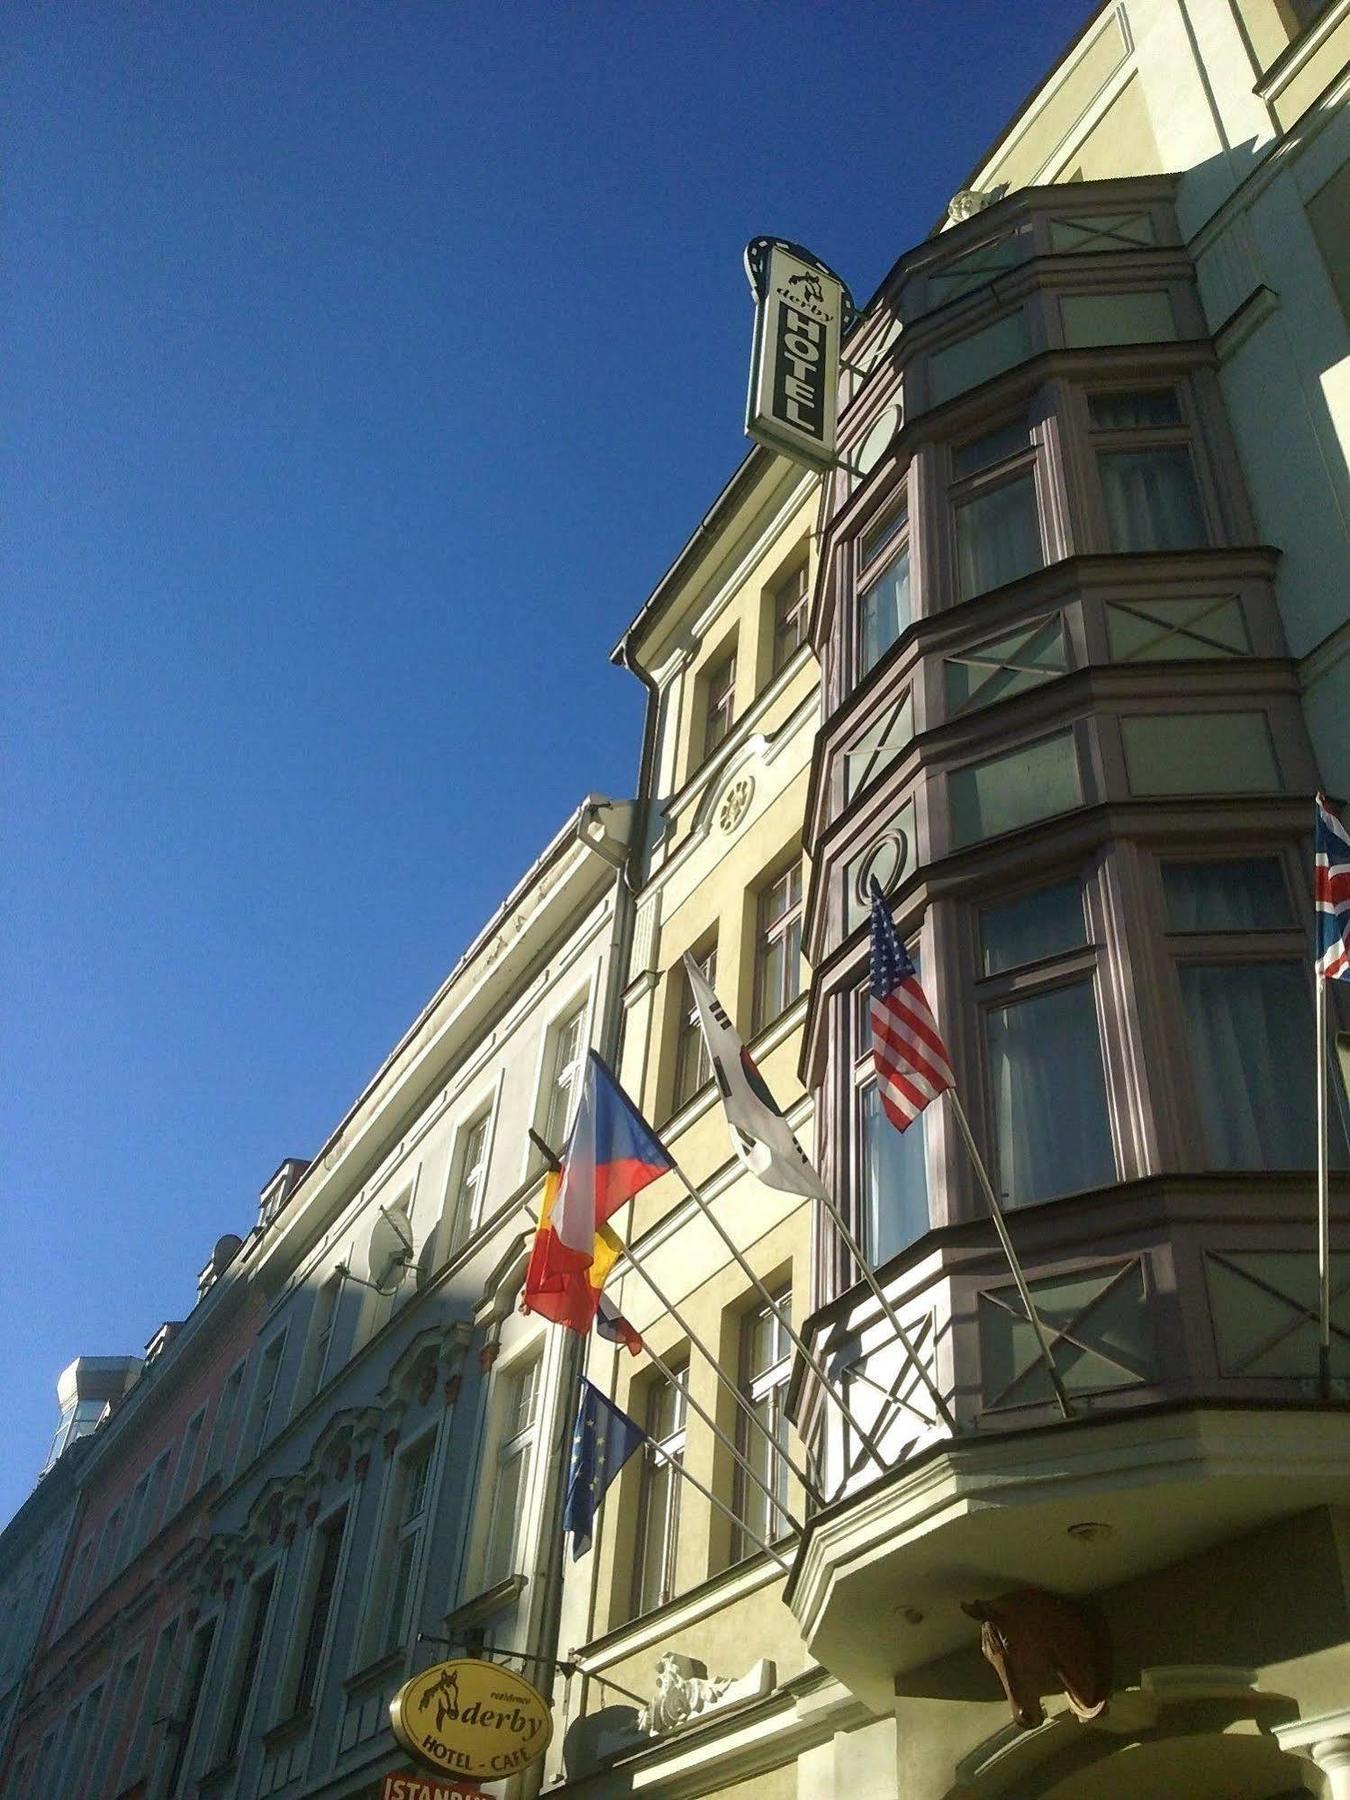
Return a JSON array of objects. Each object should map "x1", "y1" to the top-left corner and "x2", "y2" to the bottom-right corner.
[{"x1": 564, "y1": 1378, "x2": 646, "y2": 1560}]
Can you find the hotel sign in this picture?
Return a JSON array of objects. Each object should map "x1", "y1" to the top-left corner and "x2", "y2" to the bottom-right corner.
[
  {"x1": 390, "y1": 1658, "x2": 552, "y2": 1781},
  {"x1": 744, "y1": 238, "x2": 853, "y2": 471}
]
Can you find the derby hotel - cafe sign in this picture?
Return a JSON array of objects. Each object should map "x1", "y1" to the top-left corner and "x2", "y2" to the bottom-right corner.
[
  {"x1": 744, "y1": 237, "x2": 854, "y2": 472},
  {"x1": 389, "y1": 1658, "x2": 553, "y2": 1782}
]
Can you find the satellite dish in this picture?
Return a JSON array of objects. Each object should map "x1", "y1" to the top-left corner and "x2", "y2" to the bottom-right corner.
[
  {"x1": 856, "y1": 403, "x2": 902, "y2": 477},
  {"x1": 366, "y1": 1207, "x2": 414, "y2": 1294}
]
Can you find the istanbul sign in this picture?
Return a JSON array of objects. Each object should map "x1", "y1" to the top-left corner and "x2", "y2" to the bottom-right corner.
[
  {"x1": 389, "y1": 1658, "x2": 553, "y2": 1781},
  {"x1": 744, "y1": 238, "x2": 853, "y2": 472}
]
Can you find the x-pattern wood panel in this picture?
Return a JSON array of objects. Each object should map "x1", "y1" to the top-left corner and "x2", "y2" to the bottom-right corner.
[{"x1": 980, "y1": 1260, "x2": 1151, "y2": 1409}]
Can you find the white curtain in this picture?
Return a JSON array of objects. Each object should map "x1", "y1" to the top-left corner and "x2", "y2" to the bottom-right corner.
[
  {"x1": 956, "y1": 473, "x2": 1041, "y2": 599},
  {"x1": 1100, "y1": 449, "x2": 1206, "y2": 551},
  {"x1": 1180, "y1": 962, "x2": 1344, "y2": 1168},
  {"x1": 986, "y1": 981, "x2": 1115, "y2": 1207},
  {"x1": 860, "y1": 548, "x2": 911, "y2": 674}
]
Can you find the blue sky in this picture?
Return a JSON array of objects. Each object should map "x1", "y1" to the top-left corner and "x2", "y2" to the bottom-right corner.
[{"x1": 2, "y1": 0, "x2": 1093, "y2": 1524}]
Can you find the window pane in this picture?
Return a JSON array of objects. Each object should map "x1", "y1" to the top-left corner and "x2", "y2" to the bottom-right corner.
[
  {"x1": 859, "y1": 547, "x2": 911, "y2": 674},
  {"x1": 482, "y1": 1453, "x2": 525, "y2": 1589},
  {"x1": 772, "y1": 566, "x2": 808, "y2": 675},
  {"x1": 674, "y1": 948, "x2": 715, "y2": 1109},
  {"x1": 955, "y1": 473, "x2": 1042, "y2": 600},
  {"x1": 859, "y1": 1082, "x2": 930, "y2": 1263},
  {"x1": 1062, "y1": 291, "x2": 1177, "y2": 347},
  {"x1": 952, "y1": 418, "x2": 1027, "y2": 479},
  {"x1": 981, "y1": 881, "x2": 1086, "y2": 975},
  {"x1": 635, "y1": 1456, "x2": 680, "y2": 1614},
  {"x1": 860, "y1": 500, "x2": 906, "y2": 566},
  {"x1": 1121, "y1": 713, "x2": 1278, "y2": 796},
  {"x1": 1100, "y1": 449, "x2": 1207, "y2": 551},
  {"x1": 846, "y1": 691, "x2": 913, "y2": 800},
  {"x1": 986, "y1": 982, "x2": 1114, "y2": 1207},
  {"x1": 1180, "y1": 962, "x2": 1345, "y2": 1169},
  {"x1": 1162, "y1": 859, "x2": 1292, "y2": 931},
  {"x1": 929, "y1": 312, "x2": 1030, "y2": 406},
  {"x1": 950, "y1": 733, "x2": 1080, "y2": 847},
  {"x1": 1089, "y1": 388, "x2": 1182, "y2": 429}
]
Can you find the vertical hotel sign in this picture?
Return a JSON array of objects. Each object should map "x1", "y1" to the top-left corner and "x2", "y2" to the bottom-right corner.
[{"x1": 744, "y1": 238, "x2": 853, "y2": 471}]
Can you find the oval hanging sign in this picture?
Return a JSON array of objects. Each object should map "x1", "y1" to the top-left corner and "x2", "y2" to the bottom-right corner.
[{"x1": 390, "y1": 1658, "x2": 553, "y2": 1781}]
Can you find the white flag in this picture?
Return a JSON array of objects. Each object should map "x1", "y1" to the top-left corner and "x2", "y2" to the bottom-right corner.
[{"x1": 683, "y1": 952, "x2": 828, "y2": 1203}]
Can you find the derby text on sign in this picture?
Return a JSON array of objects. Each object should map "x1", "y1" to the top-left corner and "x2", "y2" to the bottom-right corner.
[
  {"x1": 389, "y1": 1658, "x2": 553, "y2": 1781},
  {"x1": 744, "y1": 240, "x2": 849, "y2": 472}
]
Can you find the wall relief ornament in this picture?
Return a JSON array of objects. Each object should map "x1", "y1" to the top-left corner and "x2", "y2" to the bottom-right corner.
[
  {"x1": 717, "y1": 775, "x2": 755, "y2": 835},
  {"x1": 963, "y1": 1587, "x2": 1112, "y2": 1729},
  {"x1": 636, "y1": 1653, "x2": 776, "y2": 1737}
]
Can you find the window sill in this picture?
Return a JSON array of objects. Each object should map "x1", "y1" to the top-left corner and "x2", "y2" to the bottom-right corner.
[
  {"x1": 343, "y1": 1647, "x2": 405, "y2": 1692},
  {"x1": 1254, "y1": 0, "x2": 1346, "y2": 102},
  {"x1": 261, "y1": 1709, "x2": 313, "y2": 1751}
]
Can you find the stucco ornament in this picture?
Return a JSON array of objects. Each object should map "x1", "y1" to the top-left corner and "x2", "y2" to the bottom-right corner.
[
  {"x1": 948, "y1": 187, "x2": 995, "y2": 223},
  {"x1": 717, "y1": 774, "x2": 755, "y2": 835},
  {"x1": 963, "y1": 1587, "x2": 1112, "y2": 1729},
  {"x1": 636, "y1": 1652, "x2": 776, "y2": 1737}
]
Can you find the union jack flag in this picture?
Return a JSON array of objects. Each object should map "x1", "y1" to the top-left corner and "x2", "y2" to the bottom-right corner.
[
  {"x1": 868, "y1": 880, "x2": 954, "y2": 1131},
  {"x1": 1315, "y1": 791, "x2": 1350, "y2": 982}
]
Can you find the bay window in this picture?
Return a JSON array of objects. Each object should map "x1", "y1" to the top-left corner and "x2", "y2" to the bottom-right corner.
[
  {"x1": 1086, "y1": 386, "x2": 1209, "y2": 552},
  {"x1": 853, "y1": 977, "x2": 931, "y2": 1265},
  {"x1": 950, "y1": 416, "x2": 1044, "y2": 601}
]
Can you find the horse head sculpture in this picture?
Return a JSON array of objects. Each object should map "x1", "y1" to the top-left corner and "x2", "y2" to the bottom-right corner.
[{"x1": 962, "y1": 1587, "x2": 1112, "y2": 1729}]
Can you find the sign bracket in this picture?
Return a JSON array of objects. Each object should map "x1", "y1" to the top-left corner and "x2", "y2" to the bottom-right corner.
[{"x1": 416, "y1": 1635, "x2": 647, "y2": 1710}]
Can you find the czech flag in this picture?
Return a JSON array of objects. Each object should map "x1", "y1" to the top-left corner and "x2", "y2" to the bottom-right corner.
[{"x1": 522, "y1": 1053, "x2": 672, "y2": 1333}]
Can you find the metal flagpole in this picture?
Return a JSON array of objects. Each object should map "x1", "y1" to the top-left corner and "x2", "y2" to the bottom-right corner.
[
  {"x1": 638, "y1": 1328, "x2": 804, "y2": 1538},
  {"x1": 514, "y1": 1196, "x2": 823, "y2": 1511},
  {"x1": 946, "y1": 1092, "x2": 1072, "y2": 1422},
  {"x1": 642, "y1": 1434, "x2": 792, "y2": 1574},
  {"x1": 1317, "y1": 967, "x2": 1331, "y2": 1399},
  {"x1": 808, "y1": 1178, "x2": 957, "y2": 1435},
  {"x1": 663, "y1": 1159, "x2": 894, "y2": 1478}
]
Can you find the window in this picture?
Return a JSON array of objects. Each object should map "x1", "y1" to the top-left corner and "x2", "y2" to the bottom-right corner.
[
  {"x1": 702, "y1": 647, "x2": 737, "y2": 760},
  {"x1": 448, "y1": 1110, "x2": 492, "y2": 1247},
  {"x1": 859, "y1": 542, "x2": 912, "y2": 676},
  {"x1": 1086, "y1": 386, "x2": 1208, "y2": 552},
  {"x1": 165, "y1": 1619, "x2": 216, "y2": 1796},
  {"x1": 1163, "y1": 857, "x2": 1347, "y2": 1171},
  {"x1": 93, "y1": 1507, "x2": 122, "y2": 1594},
  {"x1": 950, "y1": 417, "x2": 1043, "y2": 601},
  {"x1": 221, "y1": 1568, "x2": 274, "y2": 1762},
  {"x1": 949, "y1": 731, "x2": 1081, "y2": 847},
  {"x1": 205, "y1": 1365, "x2": 245, "y2": 1479},
  {"x1": 120, "y1": 1472, "x2": 151, "y2": 1572},
  {"x1": 99, "y1": 1652, "x2": 141, "y2": 1788},
  {"x1": 241, "y1": 1335, "x2": 287, "y2": 1467},
  {"x1": 854, "y1": 974, "x2": 931, "y2": 1264},
  {"x1": 379, "y1": 1436, "x2": 434, "y2": 1656},
  {"x1": 1121, "y1": 712, "x2": 1278, "y2": 796},
  {"x1": 166, "y1": 1409, "x2": 206, "y2": 1517},
  {"x1": 540, "y1": 1005, "x2": 586, "y2": 1161},
  {"x1": 298, "y1": 1279, "x2": 341, "y2": 1409},
  {"x1": 734, "y1": 1290, "x2": 793, "y2": 1559},
  {"x1": 633, "y1": 1371, "x2": 687, "y2": 1615},
  {"x1": 979, "y1": 880, "x2": 1115, "y2": 1208},
  {"x1": 61, "y1": 1538, "x2": 92, "y2": 1629},
  {"x1": 1307, "y1": 163, "x2": 1350, "y2": 327},
  {"x1": 754, "y1": 863, "x2": 803, "y2": 1032},
  {"x1": 926, "y1": 227, "x2": 1032, "y2": 307},
  {"x1": 292, "y1": 1510, "x2": 346, "y2": 1717},
  {"x1": 481, "y1": 1362, "x2": 539, "y2": 1591},
  {"x1": 770, "y1": 562, "x2": 809, "y2": 676},
  {"x1": 845, "y1": 690, "x2": 914, "y2": 802},
  {"x1": 57, "y1": 1685, "x2": 103, "y2": 1793},
  {"x1": 672, "y1": 944, "x2": 716, "y2": 1112},
  {"x1": 125, "y1": 1618, "x2": 178, "y2": 1787}
]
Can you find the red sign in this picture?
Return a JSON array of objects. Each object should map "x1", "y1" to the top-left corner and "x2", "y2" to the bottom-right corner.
[{"x1": 381, "y1": 1773, "x2": 484, "y2": 1800}]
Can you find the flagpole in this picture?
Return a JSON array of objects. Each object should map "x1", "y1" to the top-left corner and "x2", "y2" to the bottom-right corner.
[
  {"x1": 641, "y1": 1434, "x2": 792, "y2": 1574},
  {"x1": 638, "y1": 1328, "x2": 805, "y2": 1538},
  {"x1": 514, "y1": 1194, "x2": 824, "y2": 1510},
  {"x1": 1317, "y1": 965, "x2": 1331, "y2": 1400},
  {"x1": 663, "y1": 1158, "x2": 894, "y2": 1478},
  {"x1": 945, "y1": 1091, "x2": 1072, "y2": 1422}
]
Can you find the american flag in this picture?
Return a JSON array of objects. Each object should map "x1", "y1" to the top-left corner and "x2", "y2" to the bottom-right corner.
[
  {"x1": 1315, "y1": 792, "x2": 1350, "y2": 982},
  {"x1": 869, "y1": 881, "x2": 954, "y2": 1131}
]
